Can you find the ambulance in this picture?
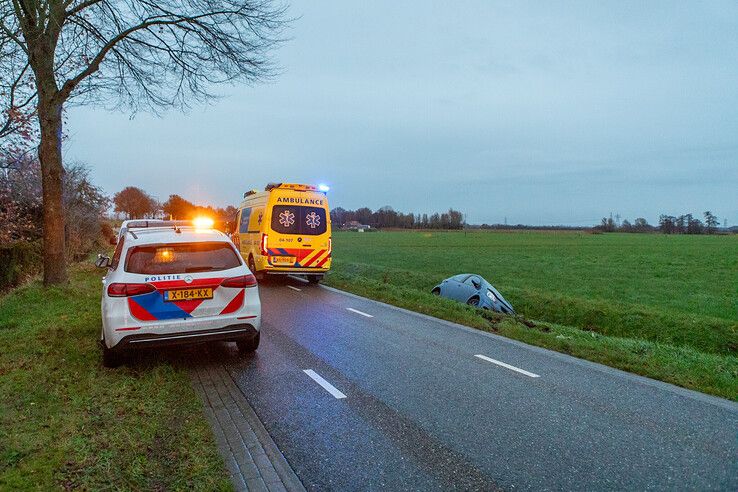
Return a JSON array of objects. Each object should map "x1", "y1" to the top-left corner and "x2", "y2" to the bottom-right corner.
[{"x1": 233, "y1": 183, "x2": 332, "y2": 283}]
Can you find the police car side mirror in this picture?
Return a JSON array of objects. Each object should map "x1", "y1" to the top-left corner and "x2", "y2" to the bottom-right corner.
[{"x1": 95, "y1": 254, "x2": 111, "y2": 269}]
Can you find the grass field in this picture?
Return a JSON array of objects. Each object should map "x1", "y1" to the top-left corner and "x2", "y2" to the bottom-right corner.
[
  {"x1": 0, "y1": 264, "x2": 231, "y2": 490},
  {"x1": 326, "y1": 230, "x2": 737, "y2": 400}
]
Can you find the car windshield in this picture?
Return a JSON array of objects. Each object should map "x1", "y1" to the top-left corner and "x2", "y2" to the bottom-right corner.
[
  {"x1": 465, "y1": 276, "x2": 482, "y2": 288},
  {"x1": 451, "y1": 274, "x2": 472, "y2": 282},
  {"x1": 270, "y1": 205, "x2": 327, "y2": 235},
  {"x1": 125, "y1": 242, "x2": 241, "y2": 274}
]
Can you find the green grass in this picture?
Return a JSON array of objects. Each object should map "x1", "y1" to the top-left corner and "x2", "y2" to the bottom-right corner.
[
  {"x1": 325, "y1": 231, "x2": 738, "y2": 400},
  {"x1": 0, "y1": 264, "x2": 231, "y2": 490}
]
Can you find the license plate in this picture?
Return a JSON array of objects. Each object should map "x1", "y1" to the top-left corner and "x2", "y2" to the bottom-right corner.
[
  {"x1": 164, "y1": 288, "x2": 213, "y2": 302},
  {"x1": 271, "y1": 256, "x2": 296, "y2": 265}
]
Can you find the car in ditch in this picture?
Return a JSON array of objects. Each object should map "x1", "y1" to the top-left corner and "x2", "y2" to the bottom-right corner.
[
  {"x1": 96, "y1": 220, "x2": 261, "y2": 367},
  {"x1": 431, "y1": 274, "x2": 515, "y2": 314}
]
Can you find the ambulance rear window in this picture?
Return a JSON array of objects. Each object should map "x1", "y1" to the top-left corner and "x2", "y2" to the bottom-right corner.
[
  {"x1": 125, "y1": 242, "x2": 241, "y2": 274},
  {"x1": 270, "y1": 206, "x2": 327, "y2": 235}
]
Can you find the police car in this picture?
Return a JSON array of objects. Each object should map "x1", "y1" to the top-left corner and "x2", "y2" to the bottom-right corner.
[{"x1": 96, "y1": 219, "x2": 261, "y2": 367}]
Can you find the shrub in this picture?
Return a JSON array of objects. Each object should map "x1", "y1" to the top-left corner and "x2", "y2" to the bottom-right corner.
[
  {"x1": 1, "y1": 157, "x2": 110, "y2": 262},
  {"x1": 0, "y1": 241, "x2": 41, "y2": 290}
]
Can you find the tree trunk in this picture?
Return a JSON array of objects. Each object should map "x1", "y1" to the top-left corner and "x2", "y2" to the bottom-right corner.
[{"x1": 38, "y1": 99, "x2": 67, "y2": 285}]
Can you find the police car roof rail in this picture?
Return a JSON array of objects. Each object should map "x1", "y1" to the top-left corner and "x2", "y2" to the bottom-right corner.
[{"x1": 126, "y1": 220, "x2": 191, "y2": 229}]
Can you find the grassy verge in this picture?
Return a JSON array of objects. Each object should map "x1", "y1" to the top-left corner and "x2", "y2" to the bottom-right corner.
[
  {"x1": 324, "y1": 260, "x2": 738, "y2": 401},
  {"x1": 0, "y1": 264, "x2": 231, "y2": 490}
]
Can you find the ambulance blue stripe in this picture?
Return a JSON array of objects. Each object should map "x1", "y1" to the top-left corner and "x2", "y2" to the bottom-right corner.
[
  {"x1": 278, "y1": 248, "x2": 290, "y2": 255},
  {"x1": 133, "y1": 291, "x2": 191, "y2": 320}
]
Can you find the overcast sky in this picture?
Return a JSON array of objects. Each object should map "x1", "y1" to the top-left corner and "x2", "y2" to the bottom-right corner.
[{"x1": 67, "y1": 0, "x2": 738, "y2": 226}]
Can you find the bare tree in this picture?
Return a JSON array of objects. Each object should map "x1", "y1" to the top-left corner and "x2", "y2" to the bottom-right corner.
[{"x1": 1, "y1": 0, "x2": 287, "y2": 284}]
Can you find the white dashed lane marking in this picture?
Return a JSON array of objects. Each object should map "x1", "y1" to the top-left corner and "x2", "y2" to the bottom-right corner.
[
  {"x1": 287, "y1": 285, "x2": 302, "y2": 291},
  {"x1": 346, "y1": 308, "x2": 373, "y2": 318},
  {"x1": 303, "y1": 370, "x2": 347, "y2": 399},
  {"x1": 474, "y1": 354, "x2": 541, "y2": 378}
]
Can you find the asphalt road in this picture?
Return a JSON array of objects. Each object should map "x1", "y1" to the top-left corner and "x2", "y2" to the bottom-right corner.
[{"x1": 221, "y1": 277, "x2": 738, "y2": 491}]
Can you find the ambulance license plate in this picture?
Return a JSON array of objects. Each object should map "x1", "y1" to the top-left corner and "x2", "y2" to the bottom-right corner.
[
  {"x1": 271, "y1": 256, "x2": 296, "y2": 265},
  {"x1": 164, "y1": 288, "x2": 213, "y2": 302}
]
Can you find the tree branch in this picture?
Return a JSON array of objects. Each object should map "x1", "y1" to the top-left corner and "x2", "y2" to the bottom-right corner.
[{"x1": 56, "y1": 8, "x2": 254, "y2": 102}]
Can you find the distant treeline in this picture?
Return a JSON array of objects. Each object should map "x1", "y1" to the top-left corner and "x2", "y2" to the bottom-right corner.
[
  {"x1": 472, "y1": 224, "x2": 589, "y2": 231},
  {"x1": 330, "y1": 206, "x2": 464, "y2": 229},
  {"x1": 596, "y1": 211, "x2": 727, "y2": 234},
  {"x1": 330, "y1": 206, "x2": 733, "y2": 234}
]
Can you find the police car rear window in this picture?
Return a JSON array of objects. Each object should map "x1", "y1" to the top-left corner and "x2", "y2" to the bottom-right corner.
[
  {"x1": 125, "y1": 242, "x2": 241, "y2": 274},
  {"x1": 270, "y1": 206, "x2": 327, "y2": 235}
]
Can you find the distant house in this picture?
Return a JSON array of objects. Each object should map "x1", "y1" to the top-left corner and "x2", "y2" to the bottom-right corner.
[{"x1": 343, "y1": 221, "x2": 372, "y2": 232}]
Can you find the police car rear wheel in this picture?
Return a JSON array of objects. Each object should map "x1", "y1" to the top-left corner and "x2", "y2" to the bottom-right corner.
[
  {"x1": 248, "y1": 255, "x2": 264, "y2": 281},
  {"x1": 102, "y1": 345, "x2": 124, "y2": 368},
  {"x1": 237, "y1": 332, "x2": 260, "y2": 353}
]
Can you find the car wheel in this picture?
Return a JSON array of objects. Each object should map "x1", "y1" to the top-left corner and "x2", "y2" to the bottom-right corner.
[
  {"x1": 431, "y1": 287, "x2": 440, "y2": 296},
  {"x1": 248, "y1": 255, "x2": 264, "y2": 281},
  {"x1": 102, "y1": 344, "x2": 124, "y2": 368},
  {"x1": 237, "y1": 332, "x2": 260, "y2": 353},
  {"x1": 467, "y1": 296, "x2": 480, "y2": 307}
]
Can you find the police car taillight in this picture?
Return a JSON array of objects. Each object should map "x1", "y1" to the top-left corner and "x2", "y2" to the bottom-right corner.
[
  {"x1": 107, "y1": 283, "x2": 156, "y2": 297},
  {"x1": 260, "y1": 233, "x2": 268, "y2": 256},
  {"x1": 221, "y1": 275, "x2": 257, "y2": 288}
]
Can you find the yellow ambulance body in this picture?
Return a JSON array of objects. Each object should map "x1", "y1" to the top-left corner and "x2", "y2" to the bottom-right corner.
[{"x1": 235, "y1": 183, "x2": 331, "y2": 283}]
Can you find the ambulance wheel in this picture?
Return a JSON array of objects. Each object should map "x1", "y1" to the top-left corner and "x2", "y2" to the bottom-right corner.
[
  {"x1": 237, "y1": 332, "x2": 260, "y2": 353},
  {"x1": 248, "y1": 255, "x2": 264, "y2": 281},
  {"x1": 307, "y1": 275, "x2": 323, "y2": 284}
]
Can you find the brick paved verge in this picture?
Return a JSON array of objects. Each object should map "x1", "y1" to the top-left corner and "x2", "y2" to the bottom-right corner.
[{"x1": 191, "y1": 365, "x2": 307, "y2": 492}]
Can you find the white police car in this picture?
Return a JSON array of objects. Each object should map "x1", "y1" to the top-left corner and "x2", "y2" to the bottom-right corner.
[{"x1": 96, "y1": 220, "x2": 261, "y2": 367}]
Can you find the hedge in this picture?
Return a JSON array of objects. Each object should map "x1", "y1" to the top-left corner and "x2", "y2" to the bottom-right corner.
[{"x1": 0, "y1": 241, "x2": 42, "y2": 290}]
